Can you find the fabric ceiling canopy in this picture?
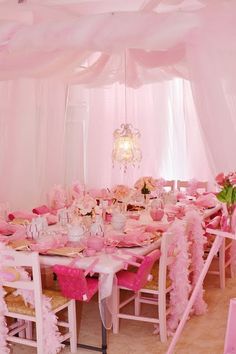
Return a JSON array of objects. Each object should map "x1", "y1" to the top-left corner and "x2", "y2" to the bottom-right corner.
[{"x1": 0, "y1": 0, "x2": 233, "y2": 86}]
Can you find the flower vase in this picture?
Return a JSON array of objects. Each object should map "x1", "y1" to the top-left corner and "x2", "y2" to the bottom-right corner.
[
  {"x1": 82, "y1": 215, "x2": 93, "y2": 230},
  {"x1": 142, "y1": 193, "x2": 150, "y2": 206},
  {"x1": 226, "y1": 204, "x2": 236, "y2": 232}
]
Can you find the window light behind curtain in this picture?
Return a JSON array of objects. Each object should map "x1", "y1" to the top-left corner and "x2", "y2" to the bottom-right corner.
[{"x1": 65, "y1": 78, "x2": 211, "y2": 189}]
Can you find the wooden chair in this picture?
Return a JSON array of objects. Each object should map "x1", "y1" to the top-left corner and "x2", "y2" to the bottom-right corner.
[
  {"x1": 206, "y1": 212, "x2": 234, "y2": 289},
  {"x1": 163, "y1": 180, "x2": 175, "y2": 192},
  {"x1": 112, "y1": 232, "x2": 173, "y2": 342},
  {"x1": 177, "y1": 180, "x2": 208, "y2": 194},
  {"x1": 53, "y1": 259, "x2": 107, "y2": 354},
  {"x1": 1, "y1": 249, "x2": 77, "y2": 354}
]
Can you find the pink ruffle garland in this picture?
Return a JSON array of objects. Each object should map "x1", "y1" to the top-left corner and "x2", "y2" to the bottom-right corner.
[
  {"x1": 0, "y1": 244, "x2": 64, "y2": 354},
  {"x1": 0, "y1": 286, "x2": 10, "y2": 354},
  {"x1": 14, "y1": 269, "x2": 64, "y2": 354},
  {"x1": 167, "y1": 220, "x2": 191, "y2": 334},
  {"x1": 186, "y1": 209, "x2": 207, "y2": 315}
]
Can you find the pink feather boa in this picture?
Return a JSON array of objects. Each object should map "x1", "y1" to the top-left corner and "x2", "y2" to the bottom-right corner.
[
  {"x1": 0, "y1": 286, "x2": 10, "y2": 354},
  {"x1": 0, "y1": 244, "x2": 64, "y2": 354},
  {"x1": 185, "y1": 209, "x2": 207, "y2": 315},
  {"x1": 167, "y1": 219, "x2": 191, "y2": 333},
  {"x1": 154, "y1": 211, "x2": 207, "y2": 336}
]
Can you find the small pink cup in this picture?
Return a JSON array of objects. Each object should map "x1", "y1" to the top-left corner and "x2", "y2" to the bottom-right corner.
[
  {"x1": 87, "y1": 236, "x2": 104, "y2": 251},
  {"x1": 105, "y1": 213, "x2": 112, "y2": 223},
  {"x1": 84, "y1": 248, "x2": 97, "y2": 257},
  {"x1": 150, "y1": 208, "x2": 164, "y2": 222}
]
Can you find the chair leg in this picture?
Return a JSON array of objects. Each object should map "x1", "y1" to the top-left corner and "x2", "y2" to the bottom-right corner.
[
  {"x1": 134, "y1": 291, "x2": 141, "y2": 316},
  {"x1": 158, "y1": 291, "x2": 167, "y2": 342},
  {"x1": 25, "y1": 321, "x2": 33, "y2": 339},
  {"x1": 112, "y1": 286, "x2": 120, "y2": 334},
  {"x1": 36, "y1": 323, "x2": 44, "y2": 354},
  {"x1": 101, "y1": 322, "x2": 107, "y2": 354},
  {"x1": 219, "y1": 239, "x2": 226, "y2": 289},
  {"x1": 230, "y1": 261, "x2": 235, "y2": 278},
  {"x1": 68, "y1": 300, "x2": 77, "y2": 353}
]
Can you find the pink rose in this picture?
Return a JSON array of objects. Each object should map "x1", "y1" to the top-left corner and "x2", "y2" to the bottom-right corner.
[
  {"x1": 229, "y1": 173, "x2": 236, "y2": 186},
  {"x1": 215, "y1": 173, "x2": 225, "y2": 186}
]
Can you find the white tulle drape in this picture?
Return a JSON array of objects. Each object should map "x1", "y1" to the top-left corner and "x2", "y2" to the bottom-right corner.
[
  {"x1": 0, "y1": 79, "x2": 67, "y2": 209},
  {"x1": 80, "y1": 79, "x2": 211, "y2": 189},
  {"x1": 0, "y1": 0, "x2": 236, "y2": 208}
]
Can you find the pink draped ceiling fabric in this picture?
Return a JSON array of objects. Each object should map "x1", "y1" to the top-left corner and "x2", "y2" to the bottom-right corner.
[{"x1": 0, "y1": 0, "x2": 235, "y2": 208}]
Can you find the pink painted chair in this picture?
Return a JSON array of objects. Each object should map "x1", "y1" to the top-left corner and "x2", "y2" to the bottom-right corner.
[
  {"x1": 1, "y1": 249, "x2": 77, "y2": 354},
  {"x1": 224, "y1": 298, "x2": 236, "y2": 354},
  {"x1": 177, "y1": 180, "x2": 208, "y2": 194},
  {"x1": 163, "y1": 180, "x2": 175, "y2": 192},
  {"x1": 206, "y1": 211, "x2": 234, "y2": 289},
  {"x1": 53, "y1": 259, "x2": 107, "y2": 354},
  {"x1": 112, "y1": 243, "x2": 172, "y2": 342}
]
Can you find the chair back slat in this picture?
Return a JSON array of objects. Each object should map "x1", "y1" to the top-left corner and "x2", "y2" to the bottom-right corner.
[
  {"x1": 177, "y1": 180, "x2": 208, "y2": 193},
  {"x1": 163, "y1": 180, "x2": 175, "y2": 191},
  {"x1": 158, "y1": 231, "x2": 174, "y2": 293},
  {"x1": 0, "y1": 248, "x2": 44, "y2": 329}
]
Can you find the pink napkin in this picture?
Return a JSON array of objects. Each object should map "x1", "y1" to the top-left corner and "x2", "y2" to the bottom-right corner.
[
  {"x1": 206, "y1": 216, "x2": 221, "y2": 229},
  {"x1": 195, "y1": 193, "x2": 217, "y2": 208},
  {"x1": 32, "y1": 205, "x2": 50, "y2": 215},
  {"x1": 45, "y1": 213, "x2": 58, "y2": 225},
  {"x1": 164, "y1": 205, "x2": 185, "y2": 219},
  {"x1": 105, "y1": 229, "x2": 151, "y2": 247},
  {"x1": 0, "y1": 220, "x2": 24, "y2": 235},
  {"x1": 8, "y1": 211, "x2": 35, "y2": 221},
  {"x1": 145, "y1": 223, "x2": 169, "y2": 233},
  {"x1": 30, "y1": 233, "x2": 68, "y2": 253}
]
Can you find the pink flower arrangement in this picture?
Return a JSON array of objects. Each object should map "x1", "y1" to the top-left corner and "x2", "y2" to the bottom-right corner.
[
  {"x1": 112, "y1": 184, "x2": 131, "y2": 202},
  {"x1": 73, "y1": 194, "x2": 97, "y2": 216},
  {"x1": 215, "y1": 172, "x2": 236, "y2": 209},
  {"x1": 48, "y1": 185, "x2": 67, "y2": 210},
  {"x1": 134, "y1": 176, "x2": 157, "y2": 194}
]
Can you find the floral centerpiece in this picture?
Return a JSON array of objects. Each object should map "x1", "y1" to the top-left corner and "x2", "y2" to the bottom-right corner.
[
  {"x1": 215, "y1": 172, "x2": 236, "y2": 213},
  {"x1": 134, "y1": 176, "x2": 157, "y2": 194},
  {"x1": 111, "y1": 184, "x2": 131, "y2": 202},
  {"x1": 72, "y1": 194, "x2": 97, "y2": 217},
  {"x1": 215, "y1": 173, "x2": 236, "y2": 232},
  {"x1": 134, "y1": 176, "x2": 157, "y2": 203}
]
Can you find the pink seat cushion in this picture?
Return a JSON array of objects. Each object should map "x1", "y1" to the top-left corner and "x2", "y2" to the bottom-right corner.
[
  {"x1": 86, "y1": 278, "x2": 99, "y2": 301},
  {"x1": 53, "y1": 265, "x2": 99, "y2": 302},
  {"x1": 117, "y1": 270, "x2": 137, "y2": 290},
  {"x1": 116, "y1": 249, "x2": 160, "y2": 292}
]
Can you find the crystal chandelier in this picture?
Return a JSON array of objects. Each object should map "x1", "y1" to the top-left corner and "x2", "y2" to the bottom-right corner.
[
  {"x1": 112, "y1": 52, "x2": 142, "y2": 172},
  {"x1": 112, "y1": 124, "x2": 142, "y2": 172}
]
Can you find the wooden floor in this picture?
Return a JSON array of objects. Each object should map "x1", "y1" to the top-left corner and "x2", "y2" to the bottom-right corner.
[{"x1": 11, "y1": 271, "x2": 234, "y2": 354}]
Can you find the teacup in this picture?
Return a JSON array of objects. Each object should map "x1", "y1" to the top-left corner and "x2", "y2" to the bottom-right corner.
[{"x1": 87, "y1": 236, "x2": 104, "y2": 251}]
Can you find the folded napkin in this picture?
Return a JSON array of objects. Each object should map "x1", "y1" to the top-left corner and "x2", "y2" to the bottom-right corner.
[
  {"x1": 45, "y1": 213, "x2": 58, "y2": 225},
  {"x1": 206, "y1": 216, "x2": 221, "y2": 229},
  {"x1": 32, "y1": 205, "x2": 50, "y2": 215},
  {"x1": 105, "y1": 229, "x2": 152, "y2": 247},
  {"x1": 164, "y1": 204, "x2": 185, "y2": 219},
  {"x1": 8, "y1": 211, "x2": 35, "y2": 222},
  {"x1": 30, "y1": 233, "x2": 68, "y2": 253},
  {"x1": 0, "y1": 220, "x2": 24, "y2": 236},
  {"x1": 145, "y1": 222, "x2": 169, "y2": 233},
  {"x1": 195, "y1": 193, "x2": 217, "y2": 208}
]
